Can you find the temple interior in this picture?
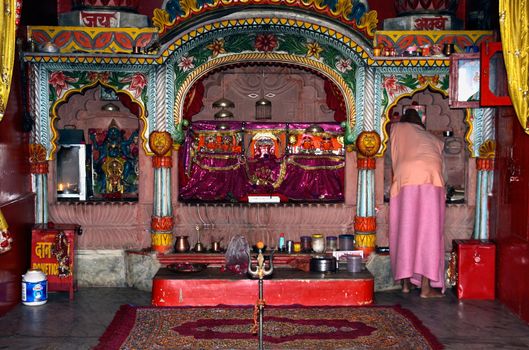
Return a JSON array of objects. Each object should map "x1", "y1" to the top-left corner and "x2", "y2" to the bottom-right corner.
[{"x1": 1, "y1": 0, "x2": 529, "y2": 348}]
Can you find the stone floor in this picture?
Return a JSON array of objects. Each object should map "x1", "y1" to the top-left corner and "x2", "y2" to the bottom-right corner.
[{"x1": 1, "y1": 287, "x2": 529, "y2": 349}]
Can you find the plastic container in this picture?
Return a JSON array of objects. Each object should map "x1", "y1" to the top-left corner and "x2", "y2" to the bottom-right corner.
[
  {"x1": 326, "y1": 236, "x2": 338, "y2": 251},
  {"x1": 293, "y1": 242, "x2": 302, "y2": 253},
  {"x1": 278, "y1": 233, "x2": 285, "y2": 252},
  {"x1": 22, "y1": 269, "x2": 48, "y2": 306},
  {"x1": 300, "y1": 236, "x2": 312, "y2": 252},
  {"x1": 346, "y1": 255, "x2": 362, "y2": 273},
  {"x1": 311, "y1": 234, "x2": 325, "y2": 253},
  {"x1": 339, "y1": 234, "x2": 355, "y2": 251}
]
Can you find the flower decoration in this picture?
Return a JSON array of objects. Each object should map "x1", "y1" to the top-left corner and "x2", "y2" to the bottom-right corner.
[
  {"x1": 417, "y1": 74, "x2": 439, "y2": 86},
  {"x1": 178, "y1": 55, "x2": 195, "y2": 72},
  {"x1": 306, "y1": 42, "x2": 323, "y2": 59},
  {"x1": 49, "y1": 71, "x2": 78, "y2": 97},
  {"x1": 382, "y1": 75, "x2": 408, "y2": 98},
  {"x1": 121, "y1": 73, "x2": 147, "y2": 98},
  {"x1": 87, "y1": 71, "x2": 110, "y2": 83},
  {"x1": 207, "y1": 39, "x2": 226, "y2": 58},
  {"x1": 335, "y1": 58, "x2": 352, "y2": 73},
  {"x1": 255, "y1": 34, "x2": 278, "y2": 52}
]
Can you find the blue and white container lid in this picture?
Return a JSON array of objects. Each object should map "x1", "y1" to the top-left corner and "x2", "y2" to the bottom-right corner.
[{"x1": 22, "y1": 269, "x2": 48, "y2": 306}]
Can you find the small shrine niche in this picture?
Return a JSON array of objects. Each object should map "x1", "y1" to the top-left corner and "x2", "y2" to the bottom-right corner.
[
  {"x1": 178, "y1": 65, "x2": 346, "y2": 204},
  {"x1": 54, "y1": 85, "x2": 140, "y2": 201},
  {"x1": 384, "y1": 89, "x2": 468, "y2": 204}
]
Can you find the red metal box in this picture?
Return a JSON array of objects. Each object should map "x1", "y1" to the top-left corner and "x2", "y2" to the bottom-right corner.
[
  {"x1": 453, "y1": 239, "x2": 495, "y2": 300},
  {"x1": 31, "y1": 224, "x2": 81, "y2": 300}
]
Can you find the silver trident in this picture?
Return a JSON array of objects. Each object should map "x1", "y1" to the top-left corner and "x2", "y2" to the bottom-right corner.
[{"x1": 247, "y1": 247, "x2": 274, "y2": 350}]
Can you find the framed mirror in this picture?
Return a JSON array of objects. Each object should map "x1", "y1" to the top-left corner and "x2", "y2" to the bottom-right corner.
[{"x1": 449, "y1": 53, "x2": 480, "y2": 108}]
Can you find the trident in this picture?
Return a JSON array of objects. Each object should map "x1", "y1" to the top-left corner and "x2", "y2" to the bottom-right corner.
[{"x1": 247, "y1": 247, "x2": 274, "y2": 350}]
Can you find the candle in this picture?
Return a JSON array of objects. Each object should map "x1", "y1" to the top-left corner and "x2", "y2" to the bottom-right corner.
[{"x1": 58, "y1": 183, "x2": 64, "y2": 191}]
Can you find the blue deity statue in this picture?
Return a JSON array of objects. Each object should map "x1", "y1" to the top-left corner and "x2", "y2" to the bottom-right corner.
[{"x1": 90, "y1": 119, "x2": 139, "y2": 197}]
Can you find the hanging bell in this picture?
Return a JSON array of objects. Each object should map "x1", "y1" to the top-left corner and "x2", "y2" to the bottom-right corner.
[
  {"x1": 214, "y1": 108, "x2": 234, "y2": 119},
  {"x1": 255, "y1": 97, "x2": 272, "y2": 120}
]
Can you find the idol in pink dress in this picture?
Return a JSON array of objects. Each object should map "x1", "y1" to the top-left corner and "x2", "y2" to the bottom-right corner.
[{"x1": 389, "y1": 121, "x2": 446, "y2": 292}]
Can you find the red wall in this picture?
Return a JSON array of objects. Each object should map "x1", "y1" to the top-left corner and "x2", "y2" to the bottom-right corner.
[
  {"x1": 0, "y1": 54, "x2": 35, "y2": 316},
  {"x1": 491, "y1": 107, "x2": 529, "y2": 323}
]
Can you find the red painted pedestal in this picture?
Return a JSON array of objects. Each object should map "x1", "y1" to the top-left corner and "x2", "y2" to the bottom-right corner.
[{"x1": 152, "y1": 267, "x2": 374, "y2": 307}]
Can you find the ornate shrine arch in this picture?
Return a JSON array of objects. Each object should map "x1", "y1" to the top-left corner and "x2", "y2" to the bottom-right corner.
[
  {"x1": 163, "y1": 8, "x2": 377, "y2": 145},
  {"x1": 39, "y1": 67, "x2": 155, "y2": 159}
]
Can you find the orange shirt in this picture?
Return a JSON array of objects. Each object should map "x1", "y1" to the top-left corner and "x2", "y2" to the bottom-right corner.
[{"x1": 390, "y1": 123, "x2": 444, "y2": 197}]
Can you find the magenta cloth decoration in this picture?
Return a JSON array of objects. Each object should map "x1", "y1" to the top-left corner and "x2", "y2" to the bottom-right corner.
[
  {"x1": 245, "y1": 121, "x2": 288, "y2": 130},
  {"x1": 280, "y1": 155, "x2": 344, "y2": 201},
  {"x1": 178, "y1": 121, "x2": 345, "y2": 202},
  {"x1": 288, "y1": 123, "x2": 343, "y2": 132},
  {"x1": 179, "y1": 153, "x2": 248, "y2": 202},
  {"x1": 191, "y1": 121, "x2": 244, "y2": 131}
]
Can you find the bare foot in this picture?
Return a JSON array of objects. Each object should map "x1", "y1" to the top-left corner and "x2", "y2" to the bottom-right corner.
[
  {"x1": 420, "y1": 289, "x2": 444, "y2": 298},
  {"x1": 419, "y1": 276, "x2": 444, "y2": 298},
  {"x1": 401, "y1": 279, "x2": 412, "y2": 294}
]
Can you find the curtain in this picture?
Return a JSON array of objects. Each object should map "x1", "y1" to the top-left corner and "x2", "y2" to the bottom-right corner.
[
  {"x1": 499, "y1": 0, "x2": 529, "y2": 134},
  {"x1": 0, "y1": 0, "x2": 17, "y2": 121}
]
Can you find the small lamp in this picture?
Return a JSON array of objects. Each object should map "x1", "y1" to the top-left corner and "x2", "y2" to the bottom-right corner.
[{"x1": 102, "y1": 102, "x2": 120, "y2": 112}]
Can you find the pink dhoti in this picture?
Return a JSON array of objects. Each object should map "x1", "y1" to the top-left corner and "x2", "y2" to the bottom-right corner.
[{"x1": 389, "y1": 184, "x2": 446, "y2": 290}]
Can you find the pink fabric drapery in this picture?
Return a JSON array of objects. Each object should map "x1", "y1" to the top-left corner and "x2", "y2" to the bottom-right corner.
[{"x1": 178, "y1": 121, "x2": 345, "y2": 202}]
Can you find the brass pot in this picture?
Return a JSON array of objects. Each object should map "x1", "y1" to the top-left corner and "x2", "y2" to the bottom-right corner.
[
  {"x1": 175, "y1": 236, "x2": 190, "y2": 253},
  {"x1": 211, "y1": 241, "x2": 222, "y2": 252},
  {"x1": 193, "y1": 241, "x2": 205, "y2": 252}
]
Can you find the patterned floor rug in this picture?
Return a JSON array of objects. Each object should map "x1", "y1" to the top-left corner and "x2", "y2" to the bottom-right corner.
[{"x1": 95, "y1": 304, "x2": 443, "y2": 350}]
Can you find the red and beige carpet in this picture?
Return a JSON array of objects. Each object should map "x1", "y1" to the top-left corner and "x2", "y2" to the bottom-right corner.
[{"x1": 95, "y1": 304, "x2": 443, "y2": 349}]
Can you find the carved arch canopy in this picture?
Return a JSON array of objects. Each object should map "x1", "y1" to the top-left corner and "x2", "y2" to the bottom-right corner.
[
  {"x1": 377, "y1": 68, "x2": 485, "y2": 158},
  {"x1": 168, "y1": 17, "x2": 372, "y2": 144},
  {"x1": 43, "y1": 69, "x2": 153, "y2": 158}
]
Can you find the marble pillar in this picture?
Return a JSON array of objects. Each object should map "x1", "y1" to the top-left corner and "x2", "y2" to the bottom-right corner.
[
  {"x1": 354, "y1": 131, "x2": 381, "y2": 257},
  {"x1": 30, "y1": 143, "x2": 49, "y2": 224},
  {"x1": 473, "y1": 140, "x2": 495, "y2": 240},
  {"x1": 149, "y1": 131, "x2": 174, "y2": 253}
]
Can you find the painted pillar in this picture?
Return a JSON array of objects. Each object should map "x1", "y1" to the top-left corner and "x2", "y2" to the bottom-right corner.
[
  {"x1": 354, "y1": 131, "x2": 381, "y2": 257},
  {"x1": 149, "y1": 131, "x2": 174, "y2": 253},
  {"x1": 29, "y1": 144, "x2": 49, "y2": 224},
  {"x1": 473, "y1": 140, "x2": 495, "y2": 240}
]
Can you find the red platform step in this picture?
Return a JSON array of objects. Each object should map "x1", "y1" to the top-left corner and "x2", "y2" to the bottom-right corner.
[{"x1": 152, "y1": 267, "x2": 374, "y2": 307}]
